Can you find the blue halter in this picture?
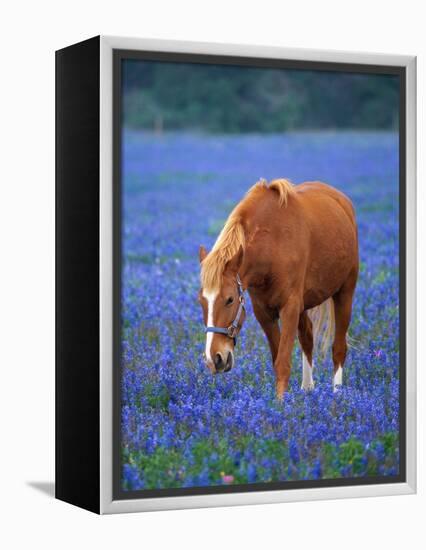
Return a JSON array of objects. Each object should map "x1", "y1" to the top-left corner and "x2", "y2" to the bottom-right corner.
[{"x1": 205, "y1": 274, "x2": 245, "y2": 344}]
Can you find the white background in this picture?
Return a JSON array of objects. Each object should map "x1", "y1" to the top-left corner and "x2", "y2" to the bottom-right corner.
[{"x1": 0, "y1": 0, "x2": 424, "y2": 548}]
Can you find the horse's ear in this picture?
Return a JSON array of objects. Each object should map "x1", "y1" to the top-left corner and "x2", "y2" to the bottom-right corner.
[
  {"x1": 226, "y1": 245, "x2": 244, "y2": 274},
  {"x1": 199, "y1": 245, "x2": 208, "y2": 263}
]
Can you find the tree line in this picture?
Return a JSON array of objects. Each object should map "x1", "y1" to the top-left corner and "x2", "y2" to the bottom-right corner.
[{"x1": 123, "y1": 59, "x2": 399, "y2": 133}]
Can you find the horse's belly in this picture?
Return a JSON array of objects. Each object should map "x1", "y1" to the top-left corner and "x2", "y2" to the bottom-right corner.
[{"x1": 310, "y1": 251, "x2": 356, "y2": 306}]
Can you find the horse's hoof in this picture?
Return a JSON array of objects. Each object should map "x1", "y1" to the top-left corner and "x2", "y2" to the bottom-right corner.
[{"x1": 301, "y1": 382, "x2": 315, "y2": 391}]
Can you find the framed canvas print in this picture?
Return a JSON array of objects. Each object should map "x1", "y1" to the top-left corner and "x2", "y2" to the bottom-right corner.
[{"x1": 55, "y1": 36, "x2": 416, "y2": 514}]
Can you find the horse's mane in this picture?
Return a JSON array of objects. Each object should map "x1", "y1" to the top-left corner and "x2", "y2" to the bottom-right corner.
[
  {"x1": 201, "y1": 178, "x2": 294, "y2": 291},
  {"x1": 246, "y1": 177, "x2": 294, "y2": 207}
]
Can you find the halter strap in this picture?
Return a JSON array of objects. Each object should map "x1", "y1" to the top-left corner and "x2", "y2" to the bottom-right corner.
[{"x1": 205, "y1": 274, "x2": 245, "y2": 344}]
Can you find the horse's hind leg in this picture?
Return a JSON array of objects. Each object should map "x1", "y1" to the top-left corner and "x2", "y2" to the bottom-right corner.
[
  {"x1": 298, "y1": 311, "x2": 314, "y2": 390},
  {"x1": 332, "y1": 274, "x2": 357, "y2": 391}
]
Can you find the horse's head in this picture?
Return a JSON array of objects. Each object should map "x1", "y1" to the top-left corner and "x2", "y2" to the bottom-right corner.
[{"x1": 198, "y1": 245, "x2": 246, "y2": 374}]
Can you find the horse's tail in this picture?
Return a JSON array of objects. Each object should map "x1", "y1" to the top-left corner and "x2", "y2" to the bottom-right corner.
[{"x1": 308, "y1": 298, "x2": 335, "y2": 357}]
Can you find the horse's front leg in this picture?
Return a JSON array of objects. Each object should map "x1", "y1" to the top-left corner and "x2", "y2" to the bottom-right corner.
[
  {"x1": 251, "y1": 301, "x2": 280, "y2": 363},
  {"x1": 275, "y1": 298, "x2": 301, "y2": 399}
]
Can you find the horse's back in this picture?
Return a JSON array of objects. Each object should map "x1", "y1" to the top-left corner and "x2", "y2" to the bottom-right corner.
[{"x1": 295, "y1": 181, "x2": 356, "y2": 227}]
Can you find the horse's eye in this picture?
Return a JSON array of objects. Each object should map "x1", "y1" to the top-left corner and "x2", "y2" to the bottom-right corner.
[{"x1": 226, "y1": 296, "x2": 234, "y2": 306}]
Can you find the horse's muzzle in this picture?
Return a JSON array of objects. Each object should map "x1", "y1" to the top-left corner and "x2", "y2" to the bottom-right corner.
[{"x1": 214, "y1": 351, "x2": 234, "y2": 373}]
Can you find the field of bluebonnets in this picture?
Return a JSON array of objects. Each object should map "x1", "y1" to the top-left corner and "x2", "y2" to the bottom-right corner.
[{"x1": 121, "y1": 130, "x2": 400, "y2": 491}]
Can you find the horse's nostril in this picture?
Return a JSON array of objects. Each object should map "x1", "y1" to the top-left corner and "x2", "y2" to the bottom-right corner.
[
  {"x1": 215, "y1": 353, "x2": 228, "y2": 373},
  {"x1": 214, "y1": 353, "x2": 223, "y2": 367}
]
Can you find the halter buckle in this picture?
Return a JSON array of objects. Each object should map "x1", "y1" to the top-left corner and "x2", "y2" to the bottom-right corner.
[{"x1": 227, "y1": 325, "x2": 238, "y2": 339}]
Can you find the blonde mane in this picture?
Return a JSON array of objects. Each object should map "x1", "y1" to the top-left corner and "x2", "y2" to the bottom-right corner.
[
  {"x1": 201, "y1": 178, "x2": 294, "y2": 291},
  {"x1": 246, "y1": 177, "x2": 294, "y2": 207}
]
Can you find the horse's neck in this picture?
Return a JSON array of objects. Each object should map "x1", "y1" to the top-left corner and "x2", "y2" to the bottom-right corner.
[{"x1": 239, "y1": 246, "x2": 267, "y2": 290}]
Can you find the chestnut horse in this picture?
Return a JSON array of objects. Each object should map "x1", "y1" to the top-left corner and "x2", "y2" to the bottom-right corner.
[{"x1": 198, "y1": 178, "x2": 358, "y2": 399}]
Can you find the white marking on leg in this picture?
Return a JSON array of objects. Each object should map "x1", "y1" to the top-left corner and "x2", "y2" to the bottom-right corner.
[
  {"x1": 333, "y1": 365, "x2": 343, "y2": 392},
  {"x1": 301, "y1": 354, "x2": 315, "y2": 390},
  {"x1": 203, "y1": 290, "x2": 218, "y2": 363}
]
